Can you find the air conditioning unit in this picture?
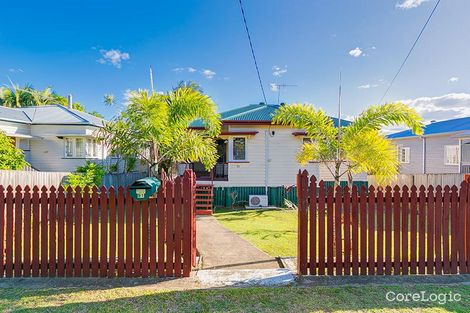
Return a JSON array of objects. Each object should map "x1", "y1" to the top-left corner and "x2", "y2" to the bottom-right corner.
[{"x1": 249, "y1": 195, "x2": 268, "y2": 207}]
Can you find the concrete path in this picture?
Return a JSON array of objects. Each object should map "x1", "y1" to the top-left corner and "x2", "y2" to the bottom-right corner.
[
  {"x1": 196, "y1": 269, "x2": 295, "y2": 287},
  {"x1": 196, "y1": 215, "x2": 280, "y2": 270}
]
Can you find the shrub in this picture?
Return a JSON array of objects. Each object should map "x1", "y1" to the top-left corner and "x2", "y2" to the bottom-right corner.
[
  {"x1": 65, "y1": 161, "x2": 106, "y2": 189},
  {"x1": 0, "y1": 131, "x2": 29, "y2": 170}
]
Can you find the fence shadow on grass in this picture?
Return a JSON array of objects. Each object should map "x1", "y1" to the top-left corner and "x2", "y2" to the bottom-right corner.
[{"x1": 3, "y1": 283, "x2": 469, "y2": 312}]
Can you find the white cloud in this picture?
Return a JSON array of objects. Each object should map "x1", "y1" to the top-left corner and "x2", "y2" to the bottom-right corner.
[
  {"x1": 270, "y1": 83, "x2": 279, "y2": 92},
  {"x1": 396, "y1": 0, "x2": 428, "y2": 10},
  {"x1": 400, "y1": 93, "x2": 470, "y2": 123},
  {"x1": 379, "y1": 93, "x2": 470, "y2": 134},
  {"x1": 8, "y1": 68, "x2": 23, "y2": 73},
  {"x1": 358, "y1": 84, "x2": 379, "y2": 89},
  {"x1": 448, "y1": 77, "x2": 459, "y2": 83},
  {"x1": 201, "y1": 69, "x2": 216, "y2": 79},
  {"x1": 97, "y1": 49, "x2": 130, "y2": 68},
  {"x1": 173, "y1": 67, "x2": 197, "y2": 73},
  {"x1": 173, "y1": 67, "x2": 219, "y2": 80},
  {"x1": 272, "y1": 65, "x2": 288, "y2": 77},
  {"x1": 348, "y1": 47, "x2": 363, "y2": 58}
]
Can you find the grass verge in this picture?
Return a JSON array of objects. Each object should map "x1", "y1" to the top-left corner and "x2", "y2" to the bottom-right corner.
[{"x1": 1, "y1": 283, "x2": 469, "y2": 312}]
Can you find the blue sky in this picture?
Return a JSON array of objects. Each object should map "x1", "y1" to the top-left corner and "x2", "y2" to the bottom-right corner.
[{"x1": 1, "y1": 0, "x2": 469, "y2": 122}]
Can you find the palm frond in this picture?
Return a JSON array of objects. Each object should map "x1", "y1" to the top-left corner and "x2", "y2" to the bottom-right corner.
[
  {"x1": 344, "y1": 102, "x2": 424, "y2": 138},
  {"x1": 343, "y1": 130, "x2": 398, "y2": 185},
  {"x1": 273, "y1": 104, "x2": 337, "y2": 142}
]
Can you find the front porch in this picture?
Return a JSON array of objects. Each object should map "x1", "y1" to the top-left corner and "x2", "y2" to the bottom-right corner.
[{"x1": 185, "y1": 139, "x2": 229, "y2": 182}]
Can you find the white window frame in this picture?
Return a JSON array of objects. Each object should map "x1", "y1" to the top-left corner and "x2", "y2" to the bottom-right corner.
[
  {"x1": 75, "y1": 138, "x2": 85, "y2": 157},
  {"x1": 64, "y1": 138, "x2": 74, "y2": 157},
  {"x1": 64, "y1": 137, "x2": 99, "y2": 158},
  {"x1": 16, "y1": 138, "x2": 30, "y2": 151},
  {"x1": 398, "y1": 147, "x2": 410, "y2": 164},
  {"x1": 444, "y1": 145, "x2": 460, "y2": 165},
  {"x1": 86, "y1": 139, "x2": 98, "y2": 157},
  {"x1": 229, "y1": 136, "x2": 247, "y2": 161}
]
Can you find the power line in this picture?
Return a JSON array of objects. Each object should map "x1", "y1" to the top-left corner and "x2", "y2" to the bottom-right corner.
[
  {"x1": 237, "y1": 0, "x2": 267, "y2": 104},
  {"x1": 379, "y1": 0, "x2": 441, "y2": 104}
]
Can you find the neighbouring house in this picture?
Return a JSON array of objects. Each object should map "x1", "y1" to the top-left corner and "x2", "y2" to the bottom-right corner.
[
  {"x1": 388, "y1": 117, "x2": 470, "y2": 174},
  {"x1": 181, "y1": 103, "x2": 367, "y2": 207},
  {"x1": 0, "y1": 104, "x2": 110, "y2": 172}
]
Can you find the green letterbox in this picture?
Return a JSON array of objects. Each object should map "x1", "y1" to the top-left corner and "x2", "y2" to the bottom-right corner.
[{"x1": 129, "y1": 177, "x2": 161, "y2": 201}]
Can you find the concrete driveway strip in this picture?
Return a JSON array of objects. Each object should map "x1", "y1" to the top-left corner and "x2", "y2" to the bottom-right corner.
[{"x1": 196, "y1": 215, "x2": 280, "y2": 270}]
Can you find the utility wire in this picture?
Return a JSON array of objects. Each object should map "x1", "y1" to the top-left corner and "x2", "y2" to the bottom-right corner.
[
  {"x1": 237, "y1": 0, "x2": 268, "y2": 104},
  {"x1": 379, "y1": 0, "x2": 441, "y2": 104}
]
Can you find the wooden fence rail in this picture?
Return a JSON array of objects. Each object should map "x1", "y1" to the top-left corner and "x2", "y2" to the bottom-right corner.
[
  {"x1": 0, "y1": 170, "x2": 196, "y2": 278},
  {"x1": 297, "y1": 170, "x2": 470, "y2": 276}
]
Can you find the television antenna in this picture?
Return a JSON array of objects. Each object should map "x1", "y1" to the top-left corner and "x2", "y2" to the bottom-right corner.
[{"x1": 273, "y1": 84, "x2": 298, "y2": 105}]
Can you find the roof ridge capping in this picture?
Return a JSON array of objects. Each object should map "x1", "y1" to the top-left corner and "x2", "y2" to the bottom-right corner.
[{"x1": 55, "y1": 104, "x2": 89, "y2": 123}]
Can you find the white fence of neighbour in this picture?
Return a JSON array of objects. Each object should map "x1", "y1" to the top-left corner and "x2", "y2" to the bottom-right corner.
[
  {"x1": 368, "y1": 173, "x2": 468, "y2": 188},
  {"x1": 0, "y1": 170, "x2": 147, "y2": 188},
  {"x1": 0, "y1": 170, "x2": 69, "y2": 187}
]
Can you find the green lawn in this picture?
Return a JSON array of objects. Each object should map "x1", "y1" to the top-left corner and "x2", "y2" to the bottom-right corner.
[
  {"x1": 214, "y1": 208, "x2": 297, "y2": 257},
  {"x1": 1, "y1": 284, "x2": 469, "y2": 312},
  {"x1": 214, "y1": 208, "x2": 450, "y2": 260}
]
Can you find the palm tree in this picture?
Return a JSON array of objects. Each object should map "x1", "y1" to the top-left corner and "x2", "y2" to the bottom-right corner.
[
  {"x1": 27, "y1": 87, "x2": 56, "y2": 106},
  {"x1": 103, "y1": 94, "x2": 115, "y2": 106},
  {"x1": 0, "y1": 83, "x2": 36, "y2": 107},
  {"x1": 0, "y1": 82, "x2": 86, "y2": 111},
  {"x1": 273, "y1": 103, "x2": 424, "y2": 187},
  {"x1": 100, "y1": 82, "x2": 221, "y2": 177}
]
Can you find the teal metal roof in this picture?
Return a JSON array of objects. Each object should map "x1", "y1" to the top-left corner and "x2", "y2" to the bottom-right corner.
[{"x1": 191, "y1": 104, "x2": 349, "y2": 127}]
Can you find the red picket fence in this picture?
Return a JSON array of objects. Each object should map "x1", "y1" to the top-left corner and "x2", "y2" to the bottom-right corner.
[
  {"x1": 0, "y1": 170, "x2": 196, "y2": 278},
  {"x1": 297, "y1": 170, "x2": 470, "y2": 276}
]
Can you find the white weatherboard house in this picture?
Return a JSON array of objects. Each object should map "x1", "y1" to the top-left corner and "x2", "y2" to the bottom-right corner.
[
  {"x1": 388, "y1": 117, "x2": 470, "y2": 174},
  {"x1": 183, "y1": 104, "x2": 367, "y2": 207},
  {"x1": 0, "y1": 105, "x2": 108, "y2": 172}
]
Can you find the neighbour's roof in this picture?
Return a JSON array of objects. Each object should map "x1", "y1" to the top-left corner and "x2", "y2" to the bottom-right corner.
[
  {"x1": 0, "y1": 106, "x2": 31, "y2": 123},
  {"x1": 191, "y1": 103, "x2": 350, "y2": 127},
  {"x1": 388, "y1": 116, "x2": 470, "y2": 139},
  {"x1": 0, "y1": 105, "x2": 105, "y2": 127}
]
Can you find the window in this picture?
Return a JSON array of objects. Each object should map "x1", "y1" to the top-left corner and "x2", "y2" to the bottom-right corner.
[
  {"x1": 17, "y1": 138, "x2": 30, "y2": 151},
  {"x1": 398, "y1": 147, "x2": 410, "y2": 164},
  {"x1": 65, "y1": 138, "x2": 73, "y2": 157},
  {"x1": 232, "y1": 137, "x2": 246, "y2": 161},
  {"x1": 86, "y1": 139, "x2": 98, "y2": 157},
  {"x1": 64, "y1": 137, "x2": 97, "y2": 158},
  {"x1": 75, "y1": 138, "x2": 84, "y2": 157},
  {"x1": 445, "y1": 145, "x2": 460, "y2": 165}
]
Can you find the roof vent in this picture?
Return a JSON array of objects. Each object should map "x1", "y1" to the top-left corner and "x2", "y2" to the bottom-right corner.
[
  {"x1": 430, "y1": 120, "x2": 436, "y2": 123},
  {"x1": 67, "y1": 94, "x2": 73, "y2": 109}
]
